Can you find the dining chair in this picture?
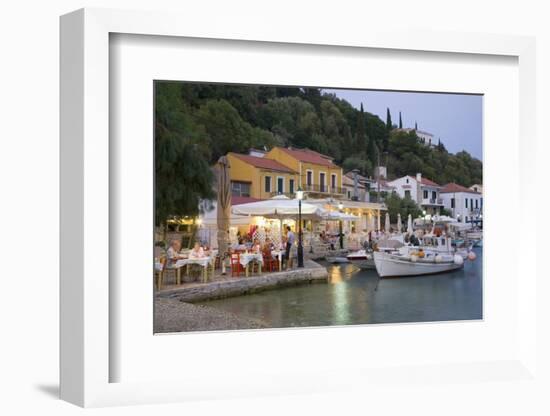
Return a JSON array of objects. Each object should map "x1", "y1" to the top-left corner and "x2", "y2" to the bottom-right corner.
[
  {"x1": 262, "y1": 253, "x2": 278, "y2": 272},
  {"x1": 155, "y1": 257, "x2": 166, "y2": 290},
  {"x1": 230, "y1": 253, "x2": 244, "y2": 277}
]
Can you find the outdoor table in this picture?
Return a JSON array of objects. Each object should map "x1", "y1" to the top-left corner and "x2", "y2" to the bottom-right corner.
[
  {"x1": 176, "y1": 256, "x2": 214, "y2": 283},
  {"x1": 271, "y1": 250, "x2": 284, "y2": 271},
  {"x1": 239, "y1": 253, "x2": 263, "y2": 277},
  {"x1": 164, "y1": 261, "x2": 185, "y2": 285}
]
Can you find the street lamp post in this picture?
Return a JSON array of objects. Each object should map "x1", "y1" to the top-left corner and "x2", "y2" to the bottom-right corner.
[
  {"x1": 338, "y1": 201, "x2": 344, "y2": 249},
  {"x1": 296, "y1": 188, "x2": 304, "y2": 268}
]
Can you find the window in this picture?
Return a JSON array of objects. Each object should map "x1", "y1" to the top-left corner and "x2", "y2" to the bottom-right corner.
[
  {"x1": 306, "y1": 171, "x2": 313, "y2": 186},
  {"x1": 423, "y1": 190, "x2": 428, "y2": 199},
  {"x1": 406, "y1": 178, "x2": 409, "y2": 184},
  {"x1": 264, "y1": 176, "x2": 271, "y2": 193},
  {"x1": 319, "y1": 172, "x2": 326, "y2": 192},
  {"x1": 277, "y1": 177, "x2": 284, "y2": 194},
  {"x1": 331, "y1": 174, "x2": 337, "y2": 190},
  {"x1": 451, "y1": 198, "x2": 455, "y2": 208},
  {"x1": 347, "y1": 190, "x2": 351, "y2": 199},
  {"x1": 475, "y1": 199, "x2": 478, "y2": 209},
  {"x1": 231, "y1": 181, "x2": 251, "y2": 197},
  {"x1": 432, "y1": 191, "x2": 436, "y2": 200},
  {"x1": 404, "y1": 190, "x2": 411, "y2": 199},
  {"x1": 470, "y1": 199, "x2": 473, "y2": 209},
  {"x1": 465, "y1": 198, "x2": 468, "y2": 208},
  {"x1": 289, "y1": 179, "x2": 295, "y2": 195}
]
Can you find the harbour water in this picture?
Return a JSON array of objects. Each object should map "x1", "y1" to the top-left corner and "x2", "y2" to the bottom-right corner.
[{"x1": 199, "y1": 247, "x2": 483, "y2": 328}]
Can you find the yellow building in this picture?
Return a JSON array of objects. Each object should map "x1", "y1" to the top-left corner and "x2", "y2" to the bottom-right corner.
[
  {"x1": 226, "y1": 152, "x2": 299, "y2": 199},
  {"x1": 265, "y1": 147, "x2": 345, "y2": 199}
]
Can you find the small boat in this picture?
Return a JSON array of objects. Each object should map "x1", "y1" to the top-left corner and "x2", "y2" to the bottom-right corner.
[
  {"x1": 466, "y1": 230, "x2": 483, "y2": 247},
  {"x1": 326, "y1": 256, "x2": 349, "y2": 264},
  {"x1": 373, "y1": 234, "x2": 473, "y2": 277},
  {"x1": 373, "y1": 250, "x2": 464, "y2": 277},
  {"x1": 346, "y1": 250, "x2": 376, "y2": 269}
]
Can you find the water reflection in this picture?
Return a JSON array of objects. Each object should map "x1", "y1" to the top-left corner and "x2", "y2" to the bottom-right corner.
[{"x1": 199, "y1": 248, "x2": 483, "y2": 329}]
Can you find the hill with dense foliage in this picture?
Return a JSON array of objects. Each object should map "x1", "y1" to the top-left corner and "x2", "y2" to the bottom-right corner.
[{"x1": 155, "y1": 82, "x2": 482, "y2": 224}]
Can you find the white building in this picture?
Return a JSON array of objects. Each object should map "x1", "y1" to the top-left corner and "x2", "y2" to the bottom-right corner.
[
  {"x1": 440, "y1": 183, "x2": 483, "y2": 222},
  {"x1": 469, "y1": 183, "x2": 483, "y2": 193},
  {"x1": 387, "y1": 173, "x2": 443, "y2": 215},
  {"x1": 395, "y1": 128, "x2": 436, "y2": 148}
]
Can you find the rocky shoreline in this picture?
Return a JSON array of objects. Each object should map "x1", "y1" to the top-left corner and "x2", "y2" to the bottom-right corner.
[
  {"x1": 154, "y1": 297, "x2": 267, "y2": 333},
  {"x1": 158, "y1": 259, "x2": 328, "y2": 303}
]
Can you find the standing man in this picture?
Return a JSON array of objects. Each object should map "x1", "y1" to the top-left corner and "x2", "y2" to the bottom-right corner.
[{"x1": 285, "y1": 225, "x2": 295, "y2": 269}]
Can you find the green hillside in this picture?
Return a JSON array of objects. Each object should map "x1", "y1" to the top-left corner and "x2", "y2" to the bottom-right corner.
[{"x1": 155, "y1": 81, "x2": 482, "y2": 224}]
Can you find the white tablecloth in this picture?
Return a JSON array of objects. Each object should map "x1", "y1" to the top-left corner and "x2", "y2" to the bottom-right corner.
[
  {"x1": 239, "y1": 253, "x2": 263, "y2": 267},
  {"x1": 271, "y1": 250, "x2": 284, "y2": 262},
  {"x1": 175, "y1": 256, "x2": 213, "y2": 269}
]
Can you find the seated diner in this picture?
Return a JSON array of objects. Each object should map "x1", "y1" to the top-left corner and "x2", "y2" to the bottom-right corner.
[{"x1": 189, "y1": 242, "x2": 205, "y2": 259}]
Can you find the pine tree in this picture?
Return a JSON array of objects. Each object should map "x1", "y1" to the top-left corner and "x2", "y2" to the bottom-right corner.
[
  {"x1": 399, "y1": 111, "x2": 403, "y2": 129},
  {"x1": 386, "y1": 108, "x2": 392, "y2": 131},
  {"x1": 367, "y1": 134, "x2": 378, "y2": 167},
  {"x1": 355, "y1": 103, "x2": 367, "y2": 153}
]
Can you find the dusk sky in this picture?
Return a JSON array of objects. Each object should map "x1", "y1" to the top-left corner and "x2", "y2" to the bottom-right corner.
[{"x1": 322, "y1": 89, "x2": 483, "y2": 160}]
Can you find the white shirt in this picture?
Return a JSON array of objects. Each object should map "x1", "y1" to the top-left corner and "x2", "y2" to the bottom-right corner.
[
  {"x1": 287, "y1": 231, "x2": 295, "y2": 245},
  {"x1": 189, "y1": 247, "x2": 205, "y2": 258}
]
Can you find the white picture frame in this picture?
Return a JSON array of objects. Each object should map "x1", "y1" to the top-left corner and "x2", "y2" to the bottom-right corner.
[{"x1": 60, "y1": 8, "x2": 538, "y2": 407}]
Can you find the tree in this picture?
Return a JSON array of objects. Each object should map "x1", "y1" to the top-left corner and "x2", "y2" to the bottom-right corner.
[
  {"x1": 367, "y1": 137, "x2": 379, "y2": 168},
  {"x1": 355, "y1": 103, "x2": 367, "y2": 154},
  {"x1": 196, "y1": 99, "x2": 256, "y2": 161},
  {"x1": 258, "y1": 97, "x2": 326, "y2": 152},
  {"x1": 384, "y1": 193, "x2": 422, "y2": 224},
  {"x1": 386, "y1": 108, "x2": 392, "y2": 131},
  {"x1": 155, "y1": 83, "x2": 215, "y2": 227},
  {"x1": 342, "y1": 155, "x2": 372, "y2": 177},
  {"x1": 415, "y1": 121, "x2": 418, "y2": 130},
  {"x1": 399, "y1": 111, "x2": 403, "y2": 129}
]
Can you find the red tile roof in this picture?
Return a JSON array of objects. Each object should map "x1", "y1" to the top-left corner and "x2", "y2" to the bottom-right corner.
[
  {"x1": 231, "y1": 196, "x2": 264, "y2": 205},
  {"x1": 278, "y1": 147, "x2": 336, "y2": 167},
  {"x1": 440, "y1": 182, "x2": 481, "y2": 194},
  {"x1": 377, "y1": 179, "x2": 396, "y2": 189},
  {"x1": 229, "y1": 152, "x2": 297, "y2": 173},
  {"x1": 419, "y1": 177, "x2": 440, "y2": 187}
]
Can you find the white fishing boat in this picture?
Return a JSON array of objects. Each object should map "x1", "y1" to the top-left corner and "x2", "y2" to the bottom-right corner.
[
  {"x1": 373, "y1": 250, "x2": 464, "y2": 277},
  {"x1": 373, "y1": 234, "x2": 474, "y2": 277}
]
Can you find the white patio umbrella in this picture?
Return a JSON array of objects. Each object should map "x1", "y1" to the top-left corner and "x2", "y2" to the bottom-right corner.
[
  {"x1": 385, "y1": 212, "x2": 391, "y2": 233},
  {"x1": 232, "y1": 196, "x2": 327, "y2": 243},
  {"x1": 324, "y1": 211, "x2": 359, "y2": 221},
  {"x1": 407, "y1": 214, "x2": 413, "y2": 234},
  {"x1": 397, "y1": 213, "x2": 402, "y2": 233},
  {"x1": 232, "y1": 197, "x2": 326, "y2": 219}
]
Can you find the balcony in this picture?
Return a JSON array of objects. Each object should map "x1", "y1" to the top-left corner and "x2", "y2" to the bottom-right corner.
[
  {"x1": 304, "y1": 184, "x2": 345, "y2": 195},
  {"x1": 422, "y1": 198, "x2": 444, "y2": 206}
]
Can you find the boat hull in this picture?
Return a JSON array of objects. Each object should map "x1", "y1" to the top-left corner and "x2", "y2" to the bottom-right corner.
[
  {"x1": 373, "y1": 252, "x2": 463, "y2": 277},
  {"x1": 326, "y1": 256, "x2": 349, "y2": 264},
  {"x1": 348, "y1": 258, "x2": 376, "y2": 269},
  {"x1": 347, "y1": 251, "x2": 376, "y2": 269}
]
